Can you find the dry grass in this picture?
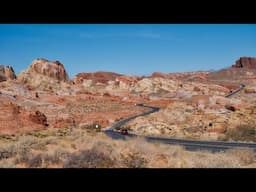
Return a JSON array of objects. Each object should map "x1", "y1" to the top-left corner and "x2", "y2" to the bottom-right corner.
[
  {"x1": 63, "y1": 149, "x2": 114, "y2": 168},
  {"x1": 0, "y1": 126, "x2": 255, "y2": 168},
  {"x1": 224, "y1": 123, "x2": 256, "y2": 142}
]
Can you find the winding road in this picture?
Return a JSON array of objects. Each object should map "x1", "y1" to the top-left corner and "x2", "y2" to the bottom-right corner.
[
  {"x1": 225, "y1": 83, "x2": 245, "y2": 98},
  {"x1": 104, "y1": 84, "x2": 256, "y2": 152}
]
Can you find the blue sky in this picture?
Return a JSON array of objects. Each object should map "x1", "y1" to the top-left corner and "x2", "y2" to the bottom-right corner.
[{"x1": 0, "y1": 24, "x2": 256, "y2": 78}]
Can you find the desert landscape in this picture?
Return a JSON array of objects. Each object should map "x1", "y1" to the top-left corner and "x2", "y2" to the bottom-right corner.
[{"x1": 0, "y1": 57, "x2": 255, "y2": 168}]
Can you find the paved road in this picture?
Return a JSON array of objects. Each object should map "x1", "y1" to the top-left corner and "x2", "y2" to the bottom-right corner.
[
  {"x1": 225, "y1": 83, "x2": 245, "y2": 98},
  {"x1": 104, "y1": 130, "x2": 256, "y2": 152},
  {"x1": 103, "y1": 104, "x2": 159, "y2": 132},
  {"x1": 103, "y1": 83, "x2": 256, "y2": 152}
]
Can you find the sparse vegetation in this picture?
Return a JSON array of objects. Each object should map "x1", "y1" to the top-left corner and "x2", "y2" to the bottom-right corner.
[
  {"x1": 0, "y1": 126, "x2": 254, "y2": 168},
  {"x1": 0, "y1": 146, "x2": 16, "y2": 160},
  {"x1": 81, "y1": 123, "x2": 102, "y2": 133},
  {"x1": 1, "y1": 57, "x2": 256, "y2": 168},
  {"x1": 121, "y1": 152, "x2": 148, "y2": 168},
  {"x1": 63, "y1": 149, "x2": 114, "y2": 168},
  {"x1": 224, "y1": 124, "x2": 256, "y2": 142}
]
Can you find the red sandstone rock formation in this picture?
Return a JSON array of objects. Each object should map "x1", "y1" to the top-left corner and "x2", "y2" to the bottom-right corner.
[{"x1": 232, "y1": 57, "x2": 256, "y2": 69}]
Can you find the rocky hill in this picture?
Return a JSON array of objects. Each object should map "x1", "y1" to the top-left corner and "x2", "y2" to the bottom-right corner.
[
  {"x1": 19, "y1": 58, "x2": 69, "y2": 81},
  {"x1": 0, "y1": 65, "x2": 16, "y2": 82},
  {"x1": 17, "y1": 58, "x2": 70, "y2": 90},
  {"x1": 208, "y1": 57, "x2": 256, "y2": 84}
]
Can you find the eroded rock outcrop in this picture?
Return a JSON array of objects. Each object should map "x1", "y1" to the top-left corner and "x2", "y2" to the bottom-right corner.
[
  {"x1": 232, "y1": 57, "x2": 256, "y2": 69},
  {"x1": 25, "y1": 58, "x2": 69, "y2": 82},
  {"x1": 0, "y1": 97, "x2": 49, "y2": 134},
  {"x1": 0, "y1": 65, "x2": 16, "y2": 82},
  {"x1": 17, "y1": 58, "x2": 70, "y2": 90}
]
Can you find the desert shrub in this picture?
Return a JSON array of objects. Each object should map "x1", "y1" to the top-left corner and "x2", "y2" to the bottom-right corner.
[
  {"x1": 15, "y1": 151, "x2": 31, "y2": 165},
  {"x1": 15, "y1": 135, "x2": 49, "y2": 151},
  {"x1": 0, "y1": 134, "x2": 15, "y2": 141},
  {"x1": 185, "y1": 108, "x2": 193, "y2": 113},
  {"x1": 48, "y1": 150, "x2": 70, "y2": 163},
  {"x1": 63, "y1": 149, "x2": 114, "y2": 168},
  {"x1": 15, "y1": 150, "x2": 69, "y2": 168},
  {"x1": 91, "y1": 141, "x2": 114, "y2": 157},
  {"x1": 191, "y1": 155, "x2": 239, "y2": 168},
  {"x1": 81, "y1": 123, "x2": 101, "y2": 133},
  {"x1": 26, "y1": 131, "x2": 50, "y2": 139},
  {"x1": 26, "y1": 154, "x2": 44, "y2": 167},
  {"x1": 24, "y1": 153, "x2": 56, "y2": 167},
  {"x1": 0, "y1": 158, "x2": 16, "y2": 168},
  {"x1": 115, "y1": 126, "x2": 121, "y2": 131},
  {"x1": 227, "y1": 148, "x2": 255, "y2": 165},
  {"x1": 0, "y1": 146, "x2": 16, "y2": 160},
  {"x1": 225, "y1": 124, "x2": 256, "y2": 142},
  {"x1": 55, "y1": 127, "x2": 72, "y2": 136},
  {"x1": 0, "y1": 138, "x2": 38, "y2": 162},
  {"x1": 120, "y1": 152, "x2": 148, "y2": 168}
]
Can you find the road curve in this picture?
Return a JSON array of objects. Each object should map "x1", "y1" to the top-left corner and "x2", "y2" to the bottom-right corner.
[
  {"x1": 103, "y1": 83, "x2": 256, "y2": 152},
  {"x1": 225, "y1": 83, "x2": 245, "y2": 98}
]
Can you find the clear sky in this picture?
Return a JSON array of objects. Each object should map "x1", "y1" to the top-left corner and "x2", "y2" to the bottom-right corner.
[{"x1": 0, "y1": 24, "x2": 256, "y2": 78}]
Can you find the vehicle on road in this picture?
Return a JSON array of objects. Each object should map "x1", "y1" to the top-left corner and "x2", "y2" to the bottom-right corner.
[
  {"x1": 104, "y1": 101, "x2": 256, "y2": 152},
  {"x1": 121, "y1": 129, "x2": 128, "y2": 135}
]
